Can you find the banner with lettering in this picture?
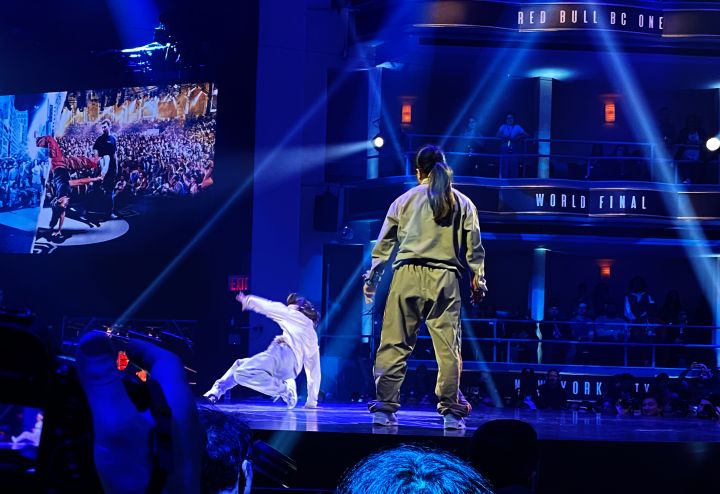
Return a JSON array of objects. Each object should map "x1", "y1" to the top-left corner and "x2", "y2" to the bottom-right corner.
[{"x1": 517, "y1": 4, "x2": 663, "y2": 35}]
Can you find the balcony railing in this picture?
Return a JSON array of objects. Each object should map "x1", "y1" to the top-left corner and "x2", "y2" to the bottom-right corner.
[
  {"x1": 319, "y1": 318, "x2": 719, "y2": 372},
  {"x1": 396, "y1": 134, "x2": 720, "y2": 184}
]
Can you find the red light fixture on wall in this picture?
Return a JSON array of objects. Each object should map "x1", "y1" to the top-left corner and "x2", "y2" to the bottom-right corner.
[
  {"x1": 401, "y1": 103, "x2": 412, "y2": 125},
  {"x1": 604, "y1": 102, "x2": 616, "y2": 124},
  {"x1": 596, "y1": 259, "x2": 614, "y2": 279},
  {"x1": 400, "y1": 96, "x2": 416, "y2": 129}
]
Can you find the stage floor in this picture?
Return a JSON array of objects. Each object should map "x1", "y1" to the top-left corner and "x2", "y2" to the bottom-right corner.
[{"x1": 211, "y1": 399, "x2": 720, "y2": 443}]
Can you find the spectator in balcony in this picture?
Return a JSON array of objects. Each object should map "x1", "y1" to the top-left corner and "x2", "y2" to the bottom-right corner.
[
  {"x1": 496, "y1": 112, "x2": 529, "y2": 178},
  {"x1": 539, "y1": 302, "x2": 570, "y2": 364},
  {"x1": 675, "y1": 114, "x2": 708, "y2": 184},
  {"x1": 593, "y1": 302, "x2": 626, "y2": 365},
  {"x1": 537, "y1": 369, "x2": 567, "y2": 410},
  {"x1": 624, "y1": 276, "x2": 655, "y2": 324},
  {"x1": 624, "y1": 276, "x2": 657, "y2": 365},
  {"x1": 455, "y1": 116, "x2": 485, "y2": 176},
  {"x1": 568, "y1": 301, "x2": 593, "y2": 364}
]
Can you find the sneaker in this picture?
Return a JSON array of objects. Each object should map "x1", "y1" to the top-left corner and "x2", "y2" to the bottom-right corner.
[
  {"x1": 281, "y1": 379, "x2": 298, "y2": 409},
  {"x1": 11, "y1": 436, "x2": 18, "y2": 444},
  {"x1": 372, "y1": 411, "x2": 399, "y2": 426},
  {"x1": 443, "y1": 414, "x2": 466, "y2": 430}
]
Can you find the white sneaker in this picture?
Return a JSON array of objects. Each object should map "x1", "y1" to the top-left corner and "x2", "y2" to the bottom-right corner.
[
  {"x1": 281, "y1": 379, "x2": 298, "y2": 409},
  {"x1": 11, "y1": 436, "x2": 18, "y2": 444},
  {"x1": 372, "y1": 411, "x2": 399, "y2": 426},
  {"x1": 203, "y1": 387, "x2": 221, "y2": 404},
  {"x1": 443, "y1": 414, "x2": 466, "y2": 430}
]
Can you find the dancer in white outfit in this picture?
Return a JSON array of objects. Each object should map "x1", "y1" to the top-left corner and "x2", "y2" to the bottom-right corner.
[
  {"x1": 12, "y1": 412, "x2": 43, "y2": 446},
  {"x1": 204, "y1": 292, "x2": 321, "y2": 409}
]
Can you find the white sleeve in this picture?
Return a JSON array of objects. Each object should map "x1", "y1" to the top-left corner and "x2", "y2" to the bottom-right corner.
[
  {"x1": 304, "y1": 349, "x2": 321, "y2": 406},
  {"x1": 242, "y1": 295, "x2": 298, "y2": 325}
]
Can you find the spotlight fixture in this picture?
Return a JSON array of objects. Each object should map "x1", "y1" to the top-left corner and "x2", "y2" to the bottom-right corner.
[
  {"x1": 706, "y1": 137, "x2": 720, "y2": 152},
  {"x1": 371, "y1": 134, "x2": 384, "y2": 149}
]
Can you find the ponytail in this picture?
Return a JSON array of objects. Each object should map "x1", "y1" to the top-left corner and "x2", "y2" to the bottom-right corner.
[
  {"x1": 427, "y1": 162, "x2": 454, "y2": 223},
  {"x1": 415, "y1": 144, "x2": 455, "y2": 224}
]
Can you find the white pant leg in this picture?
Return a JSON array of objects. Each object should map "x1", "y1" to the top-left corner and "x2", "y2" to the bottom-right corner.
[
  {"x1": 12, "y1": 430, "x2": 40, "y2": 445},
  {"x1": 232, "y1": 343, "x2": 296, "y2": 398},
  {"x1": 208, "y1": 358, "x2": 248, "y2": 398}
]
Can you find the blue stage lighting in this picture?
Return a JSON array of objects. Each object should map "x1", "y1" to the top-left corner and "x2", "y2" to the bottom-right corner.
[{"x1": 527, "y1": 68, "x2": 574, "y2": 80}]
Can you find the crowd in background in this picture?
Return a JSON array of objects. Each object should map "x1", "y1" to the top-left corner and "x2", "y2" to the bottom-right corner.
[
  {"x1": 0, "y1": 158, "x2": 46, "y2": 211},
  {"x1": 57, "y1": 115, "x2": 215, "y2": 203},
  {"x1": 442, "y1": 109, "x2": 719, "y2": 182}
]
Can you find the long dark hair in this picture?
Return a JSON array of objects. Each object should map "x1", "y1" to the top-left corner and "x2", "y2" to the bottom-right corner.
[
  {"x1": 416, "y1": 144, "x2": 454, "y2": 224},
  {"x1": 287, "y1": 293, "x2": 320, "y2": 327}
]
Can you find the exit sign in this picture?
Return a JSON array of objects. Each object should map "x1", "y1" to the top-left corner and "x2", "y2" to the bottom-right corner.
[{"x1": 228, "y1": 275, "x2": 249, "y2": 291}]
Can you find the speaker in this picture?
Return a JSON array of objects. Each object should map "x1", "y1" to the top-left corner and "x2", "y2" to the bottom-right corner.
[
  {"x1": 313, "y1": 189, "x2": 339, "y2": 232},
  {"x1": 321, "y1": 243, "x2": 364, "y2": 356}
]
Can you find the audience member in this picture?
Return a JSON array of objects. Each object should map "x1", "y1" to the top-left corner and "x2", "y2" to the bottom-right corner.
[
  {"x1": 568, "y1": 301, "x2": 593, "y2": 364},
  {"x1": 496, "y1": 112, "x2": 528, "y2": 178},
  {"x1": 640, "y1": 395, "x2": 662, "y2": 417},
  {"x1": 76, "y1": 331, "x2": 202, "y2": 494},
  {"x1": 675, "y1": 114, "x2": 707, "y2": 183},
  {"x1": 337, "y1": 444, "x2": 493, "y2": 494},
  {"x1": 455, "y1": 116, "x2": 485, "y2": 175},
  {"x1": 198, "y1": 406, "x2": 253, "y2": 494},
  {"x1": 537, "y1": 369, "x2": 567, "y2": 410},
  {"x1": 539, "y1": 302, "x2": 570, "y2": 364},
  {"x1": 513, "y1": 368, "x2": 538, "y2": 409},
  {"x1": 593, "y1": 302, "x2": 626, "y2": 365},
  {"x1": 678, "y1": 362, "x2": 720, "y2": 410},
  {"x1": 600, "y1": 373, "x2": 638, "y2": 415}
]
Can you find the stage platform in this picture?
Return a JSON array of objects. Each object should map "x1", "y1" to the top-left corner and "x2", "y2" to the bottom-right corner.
[{"x1": 213, "y1": 399, "x2": 720, "y2": 493}]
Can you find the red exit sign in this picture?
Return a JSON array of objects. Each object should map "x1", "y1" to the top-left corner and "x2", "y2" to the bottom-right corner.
[{"x1": 228, "y1": 275, "x2": 249, "y2": 291}]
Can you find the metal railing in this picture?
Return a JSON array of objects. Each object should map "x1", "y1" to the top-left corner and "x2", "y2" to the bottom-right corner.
[
  {"x1": 398, "y1": 134, "x2": 720, "y2": 183},
  {"x1": 320, "y1": 318, "x2": 720, "y2": 370}
]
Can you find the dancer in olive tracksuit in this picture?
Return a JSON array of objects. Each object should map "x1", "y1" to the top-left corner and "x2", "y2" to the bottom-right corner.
[{"x1": 363, "y1": 144, "x2": 487, "y2": 430}]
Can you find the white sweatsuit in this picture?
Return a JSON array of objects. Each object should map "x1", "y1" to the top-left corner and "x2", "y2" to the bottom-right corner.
[{"x1": 208, "y1": 295, "x2": 321, "y2": 406}]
